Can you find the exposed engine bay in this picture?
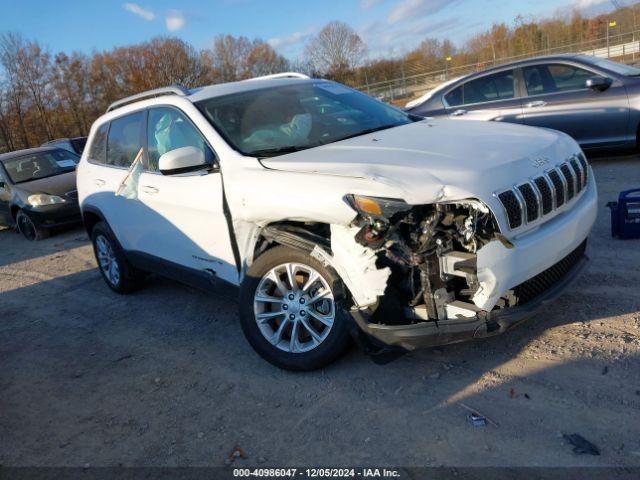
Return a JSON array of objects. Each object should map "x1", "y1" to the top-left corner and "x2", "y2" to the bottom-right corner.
[{"x1": 348, "y1": 198, "x2": 502, "y2": 325}]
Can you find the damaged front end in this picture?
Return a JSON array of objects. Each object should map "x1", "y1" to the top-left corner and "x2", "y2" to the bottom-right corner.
[{"x1": 327, "y1": 194, "x2": 589, "y2": 353}]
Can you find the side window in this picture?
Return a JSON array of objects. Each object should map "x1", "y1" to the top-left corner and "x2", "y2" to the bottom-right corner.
[
  {"x1": 444, "y1": 85, "x2": 463, "y2": 107},
  {"x1": 87, "y1": 123, "x2": 108, "y2": 164},
  {"x1": 146, "y1": 107, "x2": 213, "y2": 172},
  {"x1": 106, "y1": 111, "x2": 144, "y2": 168},
  {"x1": 524, "y1": 64, "x2": 593, "y2": 96},
  {"x1": 445, "y1": 70, "x2": 514, "y2": 107},
  {"x1": 548, "y1": 64, "x2": 592, "y2": 92}
]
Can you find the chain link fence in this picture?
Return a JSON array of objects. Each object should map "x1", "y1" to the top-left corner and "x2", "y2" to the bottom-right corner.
[{"x1": 357, "y1": 28, "x2": 640, "y2": 105}]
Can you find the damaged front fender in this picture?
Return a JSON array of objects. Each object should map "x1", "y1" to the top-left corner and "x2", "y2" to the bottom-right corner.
[{"x1": 310, "y1": 225, "x2": 391, "y2": 308}]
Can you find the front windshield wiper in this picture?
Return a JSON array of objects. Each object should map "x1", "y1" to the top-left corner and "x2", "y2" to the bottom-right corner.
[
  {"x1": 327, "y1": 124, "x2": 400, "y2": 144},
  {"x1": 251, "y1": 146, "x2": 310, "y2": 158}
]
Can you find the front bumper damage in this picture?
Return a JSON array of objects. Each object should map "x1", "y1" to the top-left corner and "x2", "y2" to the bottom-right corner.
[
  {"x1": 331, "y1": 172, "x2": 597, "y2": 356},
  {"x1": 350, "y1": 243, "x2": 589, "y2": 351}
]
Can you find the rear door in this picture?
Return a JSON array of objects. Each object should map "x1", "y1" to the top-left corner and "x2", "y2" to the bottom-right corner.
[
  {"x1": 520, "y1": 62, "x2": 630, "y2": 147},
  {"x1": 81, "y1": 111, "x2": 147, "y2": 250},
  {"x1": 443, "y1": 69, "x2": 524, "y2": 123}
]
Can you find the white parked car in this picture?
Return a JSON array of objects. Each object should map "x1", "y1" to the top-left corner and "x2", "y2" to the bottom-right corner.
[{"x1": 77, "y1": 73, "x2": 597, "y2": 370}]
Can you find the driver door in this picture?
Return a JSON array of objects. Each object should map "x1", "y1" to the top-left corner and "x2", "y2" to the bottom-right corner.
[
  {"x1": 134, "y1": 106, "x2": 238, "y2": 285},
  {"x1": 520, "y1": 62, "x2": 631, "y2": 148}
]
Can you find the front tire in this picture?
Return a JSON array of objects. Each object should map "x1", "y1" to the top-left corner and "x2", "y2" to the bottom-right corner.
[
  {"x1": 16, "y1": 210, "x2": 48, "y2": 241},
  {"x1": 91, "y1": 221, "x2": 145, "y2": 294},
  {"x1": 239, "y1": 246, "x2": 352, "y2": 371}
]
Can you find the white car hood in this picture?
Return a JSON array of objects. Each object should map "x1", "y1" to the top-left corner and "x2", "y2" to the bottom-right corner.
[{"x1": 260, "y1": 119, "x2": 579, "y2": 205}]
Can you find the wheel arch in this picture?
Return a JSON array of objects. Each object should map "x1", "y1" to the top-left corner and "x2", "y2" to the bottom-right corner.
[
  {"x1": 250, "y1": 220, "x2": 332, "y2": 264},
  {"x1": 82, "y1": 207, "x2": 106, "y2": 237}
]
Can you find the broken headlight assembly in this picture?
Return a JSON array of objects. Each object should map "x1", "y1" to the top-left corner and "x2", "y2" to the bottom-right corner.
[
  {"x1": 347, "y1": 197, "x2": 502, "y2": 324},
  {"x1": 345, "y1": 194, "x2": 412, "y2": 219}
]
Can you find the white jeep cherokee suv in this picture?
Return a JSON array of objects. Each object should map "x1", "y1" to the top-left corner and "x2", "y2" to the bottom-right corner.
[{"x1": 77, "y1": 73, "x2": 597, "y2": 370}]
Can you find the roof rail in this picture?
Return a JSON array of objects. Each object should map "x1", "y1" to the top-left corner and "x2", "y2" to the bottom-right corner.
[
  {"x1": 106, "y1": 85, "x2": 190, "y2": 113},
  {"x1": 244, "y1": 72, "x2": 310, "y2": 82}
]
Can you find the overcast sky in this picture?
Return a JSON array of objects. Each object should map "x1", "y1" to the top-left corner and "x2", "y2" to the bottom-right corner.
[{"x1": 0, "y1": 0, "x2": 621, "y2": 59}]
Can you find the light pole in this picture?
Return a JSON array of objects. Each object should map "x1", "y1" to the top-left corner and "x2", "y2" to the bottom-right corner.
[
  {"x1": 607, "y1": 20, "x2": 617, "y2": 58},
  {"x1": 445, "y1": 56, "x2": 452, "y2": 79}
]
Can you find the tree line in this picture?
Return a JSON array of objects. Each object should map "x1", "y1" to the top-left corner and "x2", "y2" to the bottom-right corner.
[{"x1": 0, "y1": 2, "x2": 638, "y2": 152}]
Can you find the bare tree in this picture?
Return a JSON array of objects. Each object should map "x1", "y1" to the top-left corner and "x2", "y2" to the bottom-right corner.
[
  {"x1": 53, "y1": 52, "x2": 91, "y2": 136},
  {"x1": 140, "y1": 38, "x2": 213, "y2": 88},
  {"x1": 0, "y1": 34, "x2": 30, "y2": 147},
  {"x1": 205, "y1": 35, "x2": 289, "y2": 82},
  {"x1": 0, "y1": 86, "x2": 15, "y2": 152},
  {"x1": 1, "y1": 34, "x2": 54, "y2": 141},
  {"x1": 304, "y1": 21, "x2": 366, "y2": 81},
  {"x1": 246, "y1": 42, "x2": 288, "y2": 77},
  {"x1": 207, "y1": 35, "x2": 252, "y2": 82}
]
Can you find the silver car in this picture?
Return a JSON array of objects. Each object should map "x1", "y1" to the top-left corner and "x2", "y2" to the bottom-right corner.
[{"x1": 406, "y1": 54, "x2": 640, "y2": 150}]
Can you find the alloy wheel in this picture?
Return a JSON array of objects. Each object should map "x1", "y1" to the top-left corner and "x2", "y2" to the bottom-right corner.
[
  {"x1": 95, "y1": 235, "x2": 120, "y2": 286},
  {"x1": 253, "y1": 262, "x2": 335, "y2": 353}
]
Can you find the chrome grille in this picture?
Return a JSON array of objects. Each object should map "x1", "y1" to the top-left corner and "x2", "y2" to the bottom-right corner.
[
  {"x1": 534, "y1": 176, "x2": 553, "y2": 215},
  {"x1": 570, "y1": 158, "x2": 583, "y2": 190},
  {"x1": 548, "y1": 170, "x2": 565, "y2": 207},
  {"x1": 517, "y1": 183, "x2": 539, "y2": 222},
  {"x1": 577, "y1": 154, "x2": 588, "y2": 188},
  {"x1": 498, "y1": 190, "x2": 522, "y2": 229},
  {"x1": 560, "y1": 164, "x2": 575, "y2": 200},
  {"x1": 496, "y1": 155, "x2": 590, "y2": 230}
]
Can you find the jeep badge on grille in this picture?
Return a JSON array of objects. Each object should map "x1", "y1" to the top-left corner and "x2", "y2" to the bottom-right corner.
[{"x1": 531, "y1": 157, "x2": 550, "y2": 168}]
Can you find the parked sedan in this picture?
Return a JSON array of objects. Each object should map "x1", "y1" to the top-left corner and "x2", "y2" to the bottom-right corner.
[
  {"x1": 406, "y1": 54, "x2": 640, "y2": 150},
  {"x1": 0, "y1": 147, "x2": 81, "y2": 240}
]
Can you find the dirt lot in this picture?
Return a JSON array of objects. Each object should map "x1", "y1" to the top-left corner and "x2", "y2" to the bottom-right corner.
[{"x1": 1, "y1": 154, "x2": 639, "y2": 468}]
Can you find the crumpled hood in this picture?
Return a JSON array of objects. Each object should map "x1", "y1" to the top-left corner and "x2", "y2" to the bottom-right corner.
[{"x1": 260, "y1": 119, "x2": 580, "y2": 204}]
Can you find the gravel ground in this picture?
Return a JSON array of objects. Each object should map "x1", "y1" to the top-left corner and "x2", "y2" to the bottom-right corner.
[{"x1": 0, "y1": 154, "x2": 639, "y2": 468}]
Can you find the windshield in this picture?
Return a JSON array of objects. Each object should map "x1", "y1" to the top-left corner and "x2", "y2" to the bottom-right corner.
[
  {"x1": 196, "y1": 81, "x2": 413, "y2": 157},
  {"x1": 581, "y1": 56, "x2": 640, "y2": 76},
  {"x1": 1, "y1": 149, "x2": 79, "y2": 184}
]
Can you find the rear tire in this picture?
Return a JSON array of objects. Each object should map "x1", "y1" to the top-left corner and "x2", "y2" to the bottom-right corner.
[
  {"x1": 239, "y1": 246, "x2": 352, "y2": 371},
  {"x1": 16, "y1": 209, "x2": 48, "y2": 241},
  {"x1": 91, "y1": 221, "x2": 145, "y2": 294}
]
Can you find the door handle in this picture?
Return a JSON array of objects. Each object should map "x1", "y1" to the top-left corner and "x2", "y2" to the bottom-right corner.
[
  {"x1": 141, "y1": 185, "x2": 159, "y2": 194},
  {"x1": 94, "y1": 179, "x2": 105, "y2": 186},
  {"x1": 525, "y1": 100, "x2": 547, "y2": 108},
  {"x1": 452, "y1": 109, "x2": 467, "y2": 116}
]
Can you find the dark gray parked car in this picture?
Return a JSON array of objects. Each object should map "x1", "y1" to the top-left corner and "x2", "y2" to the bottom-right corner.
[
  {"x1": 42, "y1": 136, "x2": 87, "y2": 155},
  {"x1": 0, "y1": 147, "x2": 81, "y2": 240},
  {"x1": 406, "y1": 54, "x2": 640, "y2": 150}
]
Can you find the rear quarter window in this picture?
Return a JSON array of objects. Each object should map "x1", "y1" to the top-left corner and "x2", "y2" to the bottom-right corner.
[{"x1": 87, "y1": 124, "x2": 108, "y2": 164}]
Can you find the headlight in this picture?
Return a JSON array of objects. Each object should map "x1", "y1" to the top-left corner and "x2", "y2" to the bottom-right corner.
[
  {"x1": 27, "y1": 194, "x2": 66, "y2": 207},
  {"x1": 345, "y1": 194, "x2": 411, "y2": 218}
]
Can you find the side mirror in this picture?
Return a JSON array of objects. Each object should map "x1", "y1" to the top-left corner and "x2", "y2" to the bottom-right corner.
[
  {"x1": 586, "y1": 76, "x2": 612, "y2": 92},
  {"x1": 158, "y1": 146, "x2": 209, "y2": 175}
]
